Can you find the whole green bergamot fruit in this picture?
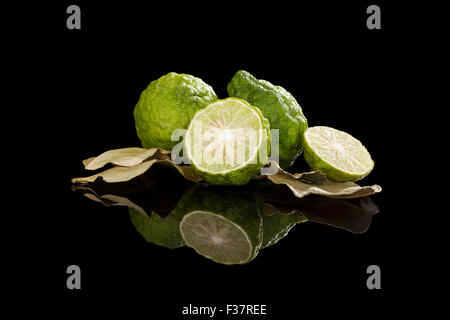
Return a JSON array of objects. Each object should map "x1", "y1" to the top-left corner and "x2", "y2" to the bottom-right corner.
[
  {"x1": 227, "y1": 70, "x2": 308, "y2": 168},
  {"x1": 134, "y1": 72, "x2": 218, "y2": 150}
]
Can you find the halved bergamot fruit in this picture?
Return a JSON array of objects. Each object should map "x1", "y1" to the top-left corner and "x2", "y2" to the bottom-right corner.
[
  {"x1": 185, "y1": 98, "x2": 270, "y2": 186},
  {"x1": 175, "y1": 185, "x2": 263, "y2": 265},
  {"x1": 302, "y1": 126, "x2": 374, "y2": 182}
]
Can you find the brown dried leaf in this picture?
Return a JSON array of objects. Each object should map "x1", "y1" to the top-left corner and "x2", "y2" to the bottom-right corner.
[
  {"x1": 156, "y1": 161, "x2": 203, "y2": 183},
  {"x1": 263, "y1": 161, "x2": 381, "y2": 199},
  {"x1": 73, "y1": 149, "x2": 380, "y2": 206},
  {"x1": 83, "y1": 147, "x2": 170, "y2": 170},
  {"x1": 73, "y1": 160, "x2": 158, "y2": 183},
  {"x1": 72, "y1": 158, "x2": 203, "y2": 184}
]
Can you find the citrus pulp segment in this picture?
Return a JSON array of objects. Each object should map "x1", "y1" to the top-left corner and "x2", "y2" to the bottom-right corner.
[
  {"x1": 302, "y1": 126, "x2": 374, "y2": 182},
  {"x1": 185, "y1": 98, "x2": 270, "y2": 186}
]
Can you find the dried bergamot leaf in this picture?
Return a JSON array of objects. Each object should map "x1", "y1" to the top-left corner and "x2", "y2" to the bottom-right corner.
[
  {"x1": 262, "y1": 161, "x2": 381, "y2": 199},
  {"x1": 73, "y1": 150, "x2": 380, "y2": 200},
  {"x1": 83, "y1": 147, "x2": 170, "y2": 170},
  {"x1": 73, "y1": 160, "x2": 158, "y2": 183},
  {"x1": 72, "y1": 159, "x2": 202, "y2": 184}
]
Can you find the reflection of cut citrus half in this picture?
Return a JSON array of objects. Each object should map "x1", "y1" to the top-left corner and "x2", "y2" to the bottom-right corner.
[
  {"x1": 176, "y1": 185, "x2": 263, "y2": 265},
  {"x1": 180, "y1": 211, "x2": 256, "y2": 264},
  {"x1": 302, "y1": 126, "x2": 374, "y2": 182},
  {"x1": 185, "y1": 98, "x2": 270, "y2": 186}
]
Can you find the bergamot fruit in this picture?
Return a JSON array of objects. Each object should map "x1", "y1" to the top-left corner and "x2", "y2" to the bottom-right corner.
[
  {"x1": 134, "y1": 72, "x2": 217, "y2": 150},
  {"x1": 174, "y1": 185, "x2": 263, "y2": 265},
  {"x1": 302, "y1": 126, "x2": 374, "y2": 182},
  {"x1": 227, "y1": 70, "x2": 308, "y2": 168},
  {"x1": 185, "y1": 98, "x2": 271, "y2": 186}
]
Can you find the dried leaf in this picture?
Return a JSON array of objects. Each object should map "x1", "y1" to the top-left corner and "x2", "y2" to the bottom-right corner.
[
  {"x1": 73, "y1": 160, "x2": 158, "y2": 183},
  {"x1": 72, "y1": 159, "x2": 202, "y2": 184},
  {"x1": 74, "y1": 150, "x2": 380, "y2": 200},
  {"x1": 293, "y1": 170, "x2": 327, "y2": 184},
  {"x1": 263, "y1": 161, "x2": 381, "y2": 199},
  {"x1": 156, "y1": 161, "x2": 203, "y2": 183},
  {"x1": 83, "y1": 147, "x2": 170, "y2": 170}
]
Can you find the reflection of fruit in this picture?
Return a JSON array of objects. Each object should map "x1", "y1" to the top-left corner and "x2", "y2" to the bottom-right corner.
[
  {"x1": 227, "y1": 70, "x2": 308, "y2": 168},
  {"x1": 129, "y1": 209, "x2": 185, "y2": 249},
  {"x1": 302, "y1": 126, "x2": 374, "y2": 182},
  {"x1": 262, "y1": 212, "x2": 307, "y2": 248},
  {"x1": 185, "y1": 98, "x2": 271, "y2": 186},
  {"x1": 134, "y1": 72, "x2": 217, "y2": 150},
  {"x1": 175, "y1": 185, "x2": 263, "y2": 265}
]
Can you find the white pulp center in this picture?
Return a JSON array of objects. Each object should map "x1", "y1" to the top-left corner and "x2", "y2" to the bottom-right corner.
[
  {"x1": 211, "y1": 236, "x2": 224, "y2": 244},
  {"x1": 333, "y1": 142, "x2": 345, "y2": 153},
  {"x1": 218, "y1": 129, "x2": 233, "y2": 142}
]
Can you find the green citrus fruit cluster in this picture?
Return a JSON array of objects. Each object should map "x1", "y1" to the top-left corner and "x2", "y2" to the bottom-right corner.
[{"x1": 134, "y1": 71, "x2": 373, "y2": 184}]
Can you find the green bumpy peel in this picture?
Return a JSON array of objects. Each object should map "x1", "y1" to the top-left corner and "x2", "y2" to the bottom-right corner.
[
  {"x1": 227, "y1": 70, "x2": 308, "y2": 168},
  {"x1": 134, "y1": 72, "x2": 218, "y2": 150}
]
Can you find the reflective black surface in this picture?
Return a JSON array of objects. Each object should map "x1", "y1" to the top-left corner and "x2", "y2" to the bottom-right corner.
[{"x1": 72, "y1": 164, "x2": 380, "y2": 262}]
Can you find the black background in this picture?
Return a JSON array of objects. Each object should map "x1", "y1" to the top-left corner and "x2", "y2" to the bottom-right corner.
[{"x1": 10, "y1": 1, "x2": 424, "y2": 317}]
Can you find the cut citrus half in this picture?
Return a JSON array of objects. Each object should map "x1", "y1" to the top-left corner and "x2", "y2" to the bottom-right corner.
[
  {"x1": 176, "y1": 185, "x2": 263, "y2": 265},
  {"x1": 185, "y1": 98, "x2": 270, "y2": 186},
  {"x1": 302, "y1": 126, "x2": 374, "y2": 182}
]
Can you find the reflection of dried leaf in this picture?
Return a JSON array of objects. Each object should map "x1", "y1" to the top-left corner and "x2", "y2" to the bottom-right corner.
[
  {"x1": 84, "y1": 192, "x2": 149, "y2": 217},
  {"x1": 72, "y1": 166, "x2": 194, "y2": 218},
  {"x1": 294, "y1": 196, "x2": 379, "y2": 234},
  {"x1": 83, "y1": 147, "x2": 170, "y2": 170},
  {"x1": 263, "y1": 161, "x2": 381, "y2": 199},
  {"x1": 252, "y1": 180, "x2": 379, "y2": 234}
]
